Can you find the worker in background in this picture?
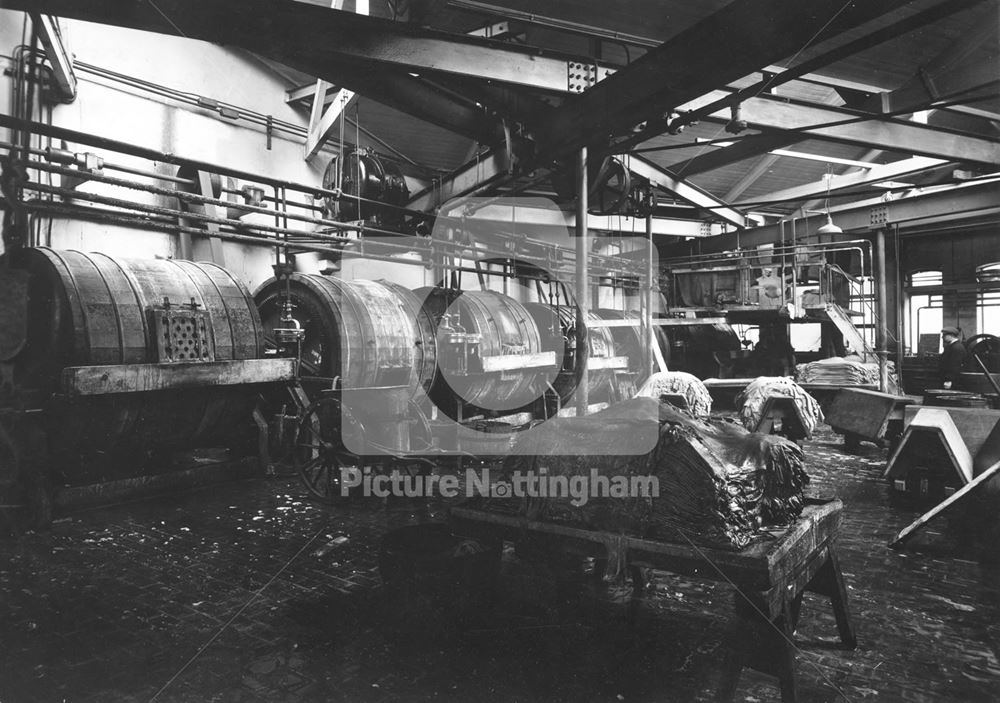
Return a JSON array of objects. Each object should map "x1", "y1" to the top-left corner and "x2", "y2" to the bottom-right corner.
[
  {"x1": 752, "y1": 324, "x2": 796, "y2": 377},
  {"x1": 939, "y1": 326, "x2": 968, "y2": 390}
]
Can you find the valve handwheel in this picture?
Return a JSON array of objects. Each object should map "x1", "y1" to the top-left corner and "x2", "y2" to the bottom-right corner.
[
  {"x1": 293, "y1": 397, "x2": 367, "y2": 501},
  {"x1": 965, "y1": 334, "x2": 1000, "y2": 372},
  {"x1": 589, "y1": 158, "x2": 631, "y2": 215}
]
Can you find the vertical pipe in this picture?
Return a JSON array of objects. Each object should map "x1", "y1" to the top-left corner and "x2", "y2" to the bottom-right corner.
[
  {"x1": 575, "y1": 147, "x2": 589, "y2": 417},
  {"x1": 789, "y1": 218, "x2": 797, "y2": 311},
  {"x1": 876, "y1": 227, "x2": 889, "y2": 392},
  {"x1": 894, "y1": 225, "x2": 905, "y2": 387},
  {"x1": 646, "y1": 212, "x2": 655, "y2": 377},
  {"x1": 178, "y1": 230, "x2": 193, "y2": 260}
]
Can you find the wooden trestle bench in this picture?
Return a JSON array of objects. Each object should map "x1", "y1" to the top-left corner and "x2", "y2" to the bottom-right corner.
[{"x1": 449, "y1": 498, "x2": 855, "y2": 703}]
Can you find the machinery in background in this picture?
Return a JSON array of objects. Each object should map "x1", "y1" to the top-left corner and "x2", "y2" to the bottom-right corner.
[
  {"x1": 900, "y1": 333, "x2": 1000, "y2": 401},
  {"x1": 253, "y1": 271, "x2": 656, "y2": 501},
  {"x1": 551, "y1": 156, "x2": 658, "y2": 217},
  {"x1": 322, "y1": 148, "x2": 410, "y2": 229},
  {"x1": 0, "y1": 248, "x2": 296, "y2": 528}
]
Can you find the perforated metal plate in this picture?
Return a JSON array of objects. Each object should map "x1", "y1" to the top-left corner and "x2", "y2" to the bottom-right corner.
[{"x1": 151, "y1": 308, "x2": 215, "y2": 362}]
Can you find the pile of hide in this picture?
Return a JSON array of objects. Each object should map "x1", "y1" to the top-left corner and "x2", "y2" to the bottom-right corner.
[
  {"x1": 635, "y1": 371, "x2": 713, "y2": 418},
  {"x1": 795, "y1": 356, "x2": 899, "y2": 393},
  {"x1": 736, "y1": 376, "x2": 824, "y2": 437},
  {"x1": 474, "y1": 397, "x2": 808, "y2": 550}
]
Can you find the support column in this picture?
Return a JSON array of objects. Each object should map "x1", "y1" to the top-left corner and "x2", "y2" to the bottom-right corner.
[
  {"x1": 575, "y1": 147, "x2": 589, "y2": 417},
  {"x1": 876, "y1": 227, "x2": 889, "y2": 392},
  {"x1": 646, "y1": 212, "x2": 655, "y2": 378}
]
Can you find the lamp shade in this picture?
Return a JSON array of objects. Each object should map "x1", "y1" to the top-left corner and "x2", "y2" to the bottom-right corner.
[{"x1": 816, "y1": 214, "x2": 843, "y2": 235}]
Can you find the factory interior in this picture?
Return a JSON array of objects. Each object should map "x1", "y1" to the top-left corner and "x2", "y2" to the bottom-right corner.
[{"x1": 0, "y1": 0, "x2": 999, "y2": 701}]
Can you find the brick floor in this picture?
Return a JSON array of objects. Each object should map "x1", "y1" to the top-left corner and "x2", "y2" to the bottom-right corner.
[{"x1": 0, "y1": 425, "x2": 998, "y2": 702}]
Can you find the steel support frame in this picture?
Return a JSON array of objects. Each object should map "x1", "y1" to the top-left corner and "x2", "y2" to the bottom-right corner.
[
  {"x1": 407, "y1": 149, "x2": 513, "y2": 212},
  {"x1": 663, "y1": 133, "x2": 800, "y2": 178},
  {"x1": 32, "y1": 14, "x2": 77, "y2": 102},
  {"x1": 624, "y1": 154, "x2": 746, "y2": 229},
  {"x1": 461, "y1": 202, "x2": 712, "y2": 238},
  {"x1": 860, "y1": 2, "x2": 1000, "y2": 116},
  {"x1": 738, "y1": 156, "x2": 950, "y2": 207},
  {"x1": 302, "y1": 0, "x2": 362, "y2": 160},
  {"x1": 679, "y1": 179, "x2": 1000, "y2": 255},
  {"x1": 4, "y1": 0, "x2": 616, "y2": 93},
  {"x1": 608, "y1": 0, "x2": 988, "y2": 154},
  {"x1": 532, "y1": 0, "x2": 914, "y2": 159},
  {"x1": 696, "y1": 95, "x2": 1000, "y2": 166}
]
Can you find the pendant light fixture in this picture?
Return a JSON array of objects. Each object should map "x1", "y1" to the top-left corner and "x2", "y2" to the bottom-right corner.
[{"x1": 816, "y1": 163, "x2": 843, "y2": 236}]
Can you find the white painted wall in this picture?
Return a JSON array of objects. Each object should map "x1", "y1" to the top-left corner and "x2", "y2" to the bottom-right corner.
[{"x1": 0, "y1": 11, "x2": 337, "y2": 290}]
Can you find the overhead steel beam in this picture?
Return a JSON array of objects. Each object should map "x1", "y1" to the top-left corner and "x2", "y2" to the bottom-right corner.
[
  {"x1": 695, "y1": 94, "x2": 1000, "y2": 166},
  {"x1": 313, "y1": 65, "x2": 504, "y2": 145},
  {"x1": 448, "y1": 0, "x2": 662, "y2": 48},
  {"x1": 718, "y1": 93, "x2": 845, "y2": 201},
  {"x1": 33, "y1": 14, "x2": 77, "y2": 102},
  {"x1": 608, "y1": 0, "x2": 986, "y2": 155},
  {"x1": 790, "y1": 148, "x2": 885, "y2": 217},
  {"x1": 672, "y1": 178, "x2": 1000, "y2": 255},
  {"x1": 3, "y1": 0, "x2": 531, "y2": 159},
  {"x1": 723, "y1": 153, "x2": 783, "y2": 203},
  {"x1": 304, "y1": 87, "x2": 356, "y2": 159},
  {"x1": 737, "y1": 156, "x2": 950, "y2": 207},
  {"x1": 303, "y1": 0, "x2": 363, "y2": 161},
  {"x1": 464, "y1": 203, "x2": 712, "y2": 238},
  {"x1": 465, "y1": 20, "x2": 521, "y2": 40},
  {"x1": 861, "y1": 10, "x2": 1000, "y2": 116},
  {"x1": 623, "y1": 155, "x2": 745, "y2": 229},
  {"x1": 287, "y1": 83, "x2": 332, "y2": 106},
  {"x1": 421, "y1": 73, "x2": 559, "y2": 125},
  {"x1": 664, "y1": 133, "x2": 799, "y2": 177},
  {"x1": 535, "y1": 0, "x2": 915, "y2": 159},
  {"x1": 871, "y1": 61, "x2": 999, "y2": 116},
  {"x1": 768, "y1": 149, "x2": 879, "y2": 169},
  {"x1": 408, "y1": 149, "x2": 512, "y2": 211},
  {"x1": 3, "y1": 0, "x2": 616, "y2": 93}
]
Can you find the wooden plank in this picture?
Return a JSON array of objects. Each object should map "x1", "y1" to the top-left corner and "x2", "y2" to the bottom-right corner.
[
  {"x1": 586, "y1": 356, "x2": 629, "y2": 371},
  {"x1": 763, "y1": 500, "x2": 841, "y2": 574},
  {"x1": 61, "y1": 359, "x2": 296, "y2": 396},
  {"x1": 480, "y1": 351, "x2": 557, "y2": 373},
  {"x1": 890, "y1": 459, "x2": 1000, "y2": 548},
  {"x1": 450, "y1": 500, "x2": 841, "y2": 588}
]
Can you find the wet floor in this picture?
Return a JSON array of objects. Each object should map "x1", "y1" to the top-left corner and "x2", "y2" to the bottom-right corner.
[{"x1": 1, "y1": 424, "x2": 998, "y2": 702}]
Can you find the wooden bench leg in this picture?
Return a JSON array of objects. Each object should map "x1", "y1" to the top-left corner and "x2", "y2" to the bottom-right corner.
[
  {"x1": 775, "y1": 599, "x2": 799, "y2": 703},
  {"x1": 718, "y1": 594, "x2": 800, "y2": 703},
  {"x1": 715, "y1": 640, "x2": 744, "y2": 702},
  {"x1": 789, "y1": 591, "x2": 804, "y2": 632},
  {"x1": 806, "y1": 548, "x2": 857, "y2": 649}
]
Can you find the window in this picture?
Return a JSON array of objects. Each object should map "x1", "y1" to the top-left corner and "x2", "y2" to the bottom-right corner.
[
  {"x1": 790, "y1": 323, "x2": 822, "y2": 353},
  {"x1": 977, "y1": 263, "x2": 1000, "y2": 337},
  {"x1": 907, "y1": 270, "x2": 942, "y2": 354}
]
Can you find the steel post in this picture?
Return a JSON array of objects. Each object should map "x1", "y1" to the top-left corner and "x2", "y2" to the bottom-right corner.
[{"x1": 575, "y1": 147, "x2": 589, "y2": 417}]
